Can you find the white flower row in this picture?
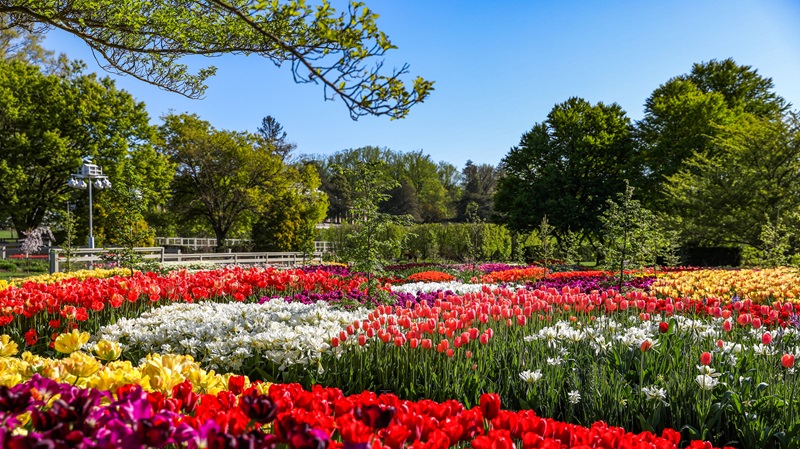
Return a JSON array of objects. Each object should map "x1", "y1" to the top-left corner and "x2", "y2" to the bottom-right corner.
[
  {"x1": 523, "y1": 314, "x2": 800, "y2": 363},
  {"x1": 97, "y1": 299, "x2": 369, "y2": 373},
  {"x1": 392, "y1": 281, "x2": 522, "y2": 295}
]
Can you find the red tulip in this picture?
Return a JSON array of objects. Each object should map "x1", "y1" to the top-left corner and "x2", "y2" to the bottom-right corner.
[
  {"x1": 782, "y1": 354, "x2": 796, "y2": 369},
  {"x1": 700, "y1": 352, "x2": 712, "y2": 366},
  {"x1": 479, "y1": 393, "x2": 501, "y2": 420}
]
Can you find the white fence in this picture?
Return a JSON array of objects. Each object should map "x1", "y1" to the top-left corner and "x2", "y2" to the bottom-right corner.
[
  {"x1": 153, "y1": 237, "x2": 333, "y2": 255},
  {"x1": 48, "y1": 247, "x2": 326, "y2": 273}
]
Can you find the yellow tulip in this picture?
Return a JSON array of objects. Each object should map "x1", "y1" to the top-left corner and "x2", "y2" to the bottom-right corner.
[
  {"x1": 94, "y1": 340, "x2": 123, "y2": 361},
  {"x1": 0, "y1": 334, "x2": 19, "y2": 357},
  {"x1": 61, "y1": 351, "x2": 102, "y2": 379},
  {"x1": 54, "y1": 329, "x2": 90, "y2": 354}
]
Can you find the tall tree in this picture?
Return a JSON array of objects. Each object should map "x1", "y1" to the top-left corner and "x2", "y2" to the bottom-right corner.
[
  {"x1": 495, "y1": 97, "x2": 635, "y2": 247},
  {"x1": 636, "y1": 58, "x2": 789, "y2": 210},
  {"x1": 664, "y1": 112, "x2": 800, "y2": 247},
  {"x1": 1, "y1": 0, "x2": 433, "y2": 119},
  {"x1": 436, "y1": 161, "x2": 461, "y2": 217},
  {"x1": 159, "y1": 113, "x2": 285, "y2": 249},
  {"x1": 252, "y1": 162, "x2": 328, "y2": 253},
  {"x1": 456, "y1": 160, "x2": 499, "y2": 222},
  {"x1": 257, "y1": 115, "x2": 296, "y2": 162},
  {"x1": 385, "y1": 150, "x2": 449, "y2": 222},
  {"x1": 0, "y1": 58, "x2": 162, "y2": 237}
]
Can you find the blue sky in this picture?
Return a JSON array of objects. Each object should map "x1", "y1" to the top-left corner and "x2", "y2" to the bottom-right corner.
[{"x1": 43, "y1": 0, "x2": 800, "y2": 167}]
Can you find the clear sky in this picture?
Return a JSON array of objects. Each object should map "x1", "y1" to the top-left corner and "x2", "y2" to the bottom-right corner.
[{"x1": 42, "y1": 0, "x2": 800, "y2": 168}]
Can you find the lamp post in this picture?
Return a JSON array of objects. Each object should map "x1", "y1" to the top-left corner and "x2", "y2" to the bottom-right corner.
[{"x1": 68, "y1": 161, "x2": 111, "y2": 248}]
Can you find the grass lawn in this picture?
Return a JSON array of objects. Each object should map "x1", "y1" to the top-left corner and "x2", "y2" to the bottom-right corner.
[
  {"x1": 0, "y1": 271, "x2": 38, "y2": 281},
  {"x1": 0, "y1": 230, "x2": 18, "y2": 239}
]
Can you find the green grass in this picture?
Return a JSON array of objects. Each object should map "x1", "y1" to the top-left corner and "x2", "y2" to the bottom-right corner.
[
  {"x1": 0, "y1": 229, "x2": 18, "y2": 239},
  {"x1": 0, "y1": 271, "x2": 36, "y2": 281}
]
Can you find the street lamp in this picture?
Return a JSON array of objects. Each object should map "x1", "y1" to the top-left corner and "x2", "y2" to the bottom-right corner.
[{"x1": 68, "y1": 160, "x2": 111, "y2": 248}]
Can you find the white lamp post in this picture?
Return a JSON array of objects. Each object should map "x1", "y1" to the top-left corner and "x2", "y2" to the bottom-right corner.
[{"x1": 68, "y1": 161, "x2": 111, "y2": 248}]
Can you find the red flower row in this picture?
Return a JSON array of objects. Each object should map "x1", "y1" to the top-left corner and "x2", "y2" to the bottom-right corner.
[
  {"x1": 335, "y1": 285, "x2": 800, "y2": 358},
  {"x1": 0, "y1": 267, "x2": 369, "y2": 327},
  {"x1": 406, "y1": 271, "x2": 456, "y2": 283},
  {"x1": 3, "y1": 376, "x2": 733, "y2": 449}
]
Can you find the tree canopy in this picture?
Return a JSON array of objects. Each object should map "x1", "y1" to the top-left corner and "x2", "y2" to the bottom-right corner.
[
  {"x1": 0, "y1": 58, "x2": 163, "y2": 236},
  {"x1": 158, "y1": 113, "x2": 286, "y2": 248},
  {"x1": 0, "y1": 0, "x2": 433, "y2": 119},
  {"x1": 495, "y1": 97, "x2": 636, "y2": 244}
]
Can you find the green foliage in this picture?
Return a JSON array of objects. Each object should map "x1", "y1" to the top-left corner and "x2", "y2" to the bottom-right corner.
[
  {"x1": 495, "y1": 97, "x2": 635, "y2": 245},
  {"x1": 560, "y1": 229, "x2": 583, "y2": 266},
  {"x1": 338, "y1": 160, "x2": 413, "y2": 288},
  {"x1": 600, "y1": 183, "x2": 678, "y2": 288},
  {"x1": 252, "y1": 163, "x2": 329, "y2": 259},
  {"x1": 57, "y1": 206, "x2": 79, "y2": 273},
  {"x1": 100, "y1": 166, "x2": 155, "y2": 275},
  {"x1": 0, "y1": 58, "x2": 157, "y2": 236},
  {"x1": 159, "y1": 113, "x2": 287, "y2": 250},
  {"x1": 538, "y1": 215, "x2": 554, "y2": 275},
  {"x1": 2, "y1": 0, "x2": 433, "y2": 119},
  {"x1": 664, "y1": 113, "x2": 800, "y2": 247},
  {"x1": 456, "y1": 160, "x2": 499, "y2": 222},
  {"x1": 751, "y1": 212, "x2": 794, "y2": 268},
  {"x1": 315, "y1": 147, "x2": 459, "y2": 225}
]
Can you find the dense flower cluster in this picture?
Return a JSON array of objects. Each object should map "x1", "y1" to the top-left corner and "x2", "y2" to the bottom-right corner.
[
  {"x1": 651, "y1": 267, "x2": 800, "y2": 304},
  {"x1": 97, "y1": 299, "x2": 368, "y2": 373},
  {"x1": 9, "y1": 268, "x2": 133, "y2": 287},
  {"x1": 0, "y1": 345, "x2": 246, "y2": 394},
  {"x1": 0, "y1": 376, "x2": 730, "y2": 449},
  {"x1": 406, "y1": 271, "x2": 455, "y2": 283},
  {"x1": 0, "y1": 267, "x2": 371, "y2": 343},
  {"x1": 481, "y1": 267, "x2": 548, "y2": 283}
]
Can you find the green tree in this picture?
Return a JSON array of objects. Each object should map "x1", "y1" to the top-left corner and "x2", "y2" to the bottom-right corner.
[
  {"x1": 257, "y1": 115, "x2": 296, "y2": 162},
  {"x1": 99, "y1": 165, "x2": 154, "y2": 275},
  {"x1": 752, "y1": 211, "x2": 793, "y2": 268},
  {"x1": 0, "y1": 58, "x2": 160, "y2": 237},
  {"x1": 57, "y1": 204, "x2": 79, "y2": 272},
  {"x1": 339, "y1": 160, "x2": 412, "y2": 298},
  {"x1": 1, "y1": 0, "x2": 433, "y2": 119},
  {"x1": 456, "y1": 160, "x2": 499, "y2": 222},
  {"x1": 159, "y1": 113, "x2": 285, "y2": 250},
  {"x1": 600, "y1": 182, "x2": 677, "y2": 290},
  {"x1": 495, "y1": 97, "x2": 636, "y2": 249},
  {"x1": 379, "y1": 150, "x2": 450, "y2": 222},
  {"x1": 251, "y1": 163, "x2": 328, "y2": 257},
  {"x1": 436, "y1": 161, "x2": 461, "y2": 218},
  {"x1": 0, "y1": 22, "x2": 69, "y2": 72},
  {"x1": 636, "y1": 58, "x2": 788, "y2": 210},
  {"x1": 664, "y1": 113, "x2": 800, "y2": 247}
]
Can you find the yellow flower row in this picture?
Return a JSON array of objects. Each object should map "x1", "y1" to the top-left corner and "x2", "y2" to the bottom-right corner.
[
  {"x1": 6, "y1": 268, "x2": 134, "y2": 287},
  {"x1": 0, "y1": 348, "x2": 265, "y2": 395},
  {"x1": 1, "y1": 331, "x2": 265, "y2": 394},
  {"x1": 651, "y1": 267, "x2": 800, "y2": 304}
]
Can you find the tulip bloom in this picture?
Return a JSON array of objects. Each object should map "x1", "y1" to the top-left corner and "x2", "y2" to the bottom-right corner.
[
  {"x1": 700, "y1": 352, "x2": 712, "y2": 366},
  {"x1": 53, "y1": 329, "x2": 90, "y2": 354},
  {"x1": 479, "y1": 393, "x2": 501, "y2": 420},
  {"x1": 783, "y1": 354, "x2": 796, "y2": 369}
]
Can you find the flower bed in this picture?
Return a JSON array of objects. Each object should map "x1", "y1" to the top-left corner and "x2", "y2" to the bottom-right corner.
[
  {"x1": 0, "y1": 375, "x2": 731, "y2": 449},
  {"x1": 651, "y1": 267, "x2": 800, "y2": 304},
  {"x1": 2, "y1": 265, "x2": 800, "y2": 448}
]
